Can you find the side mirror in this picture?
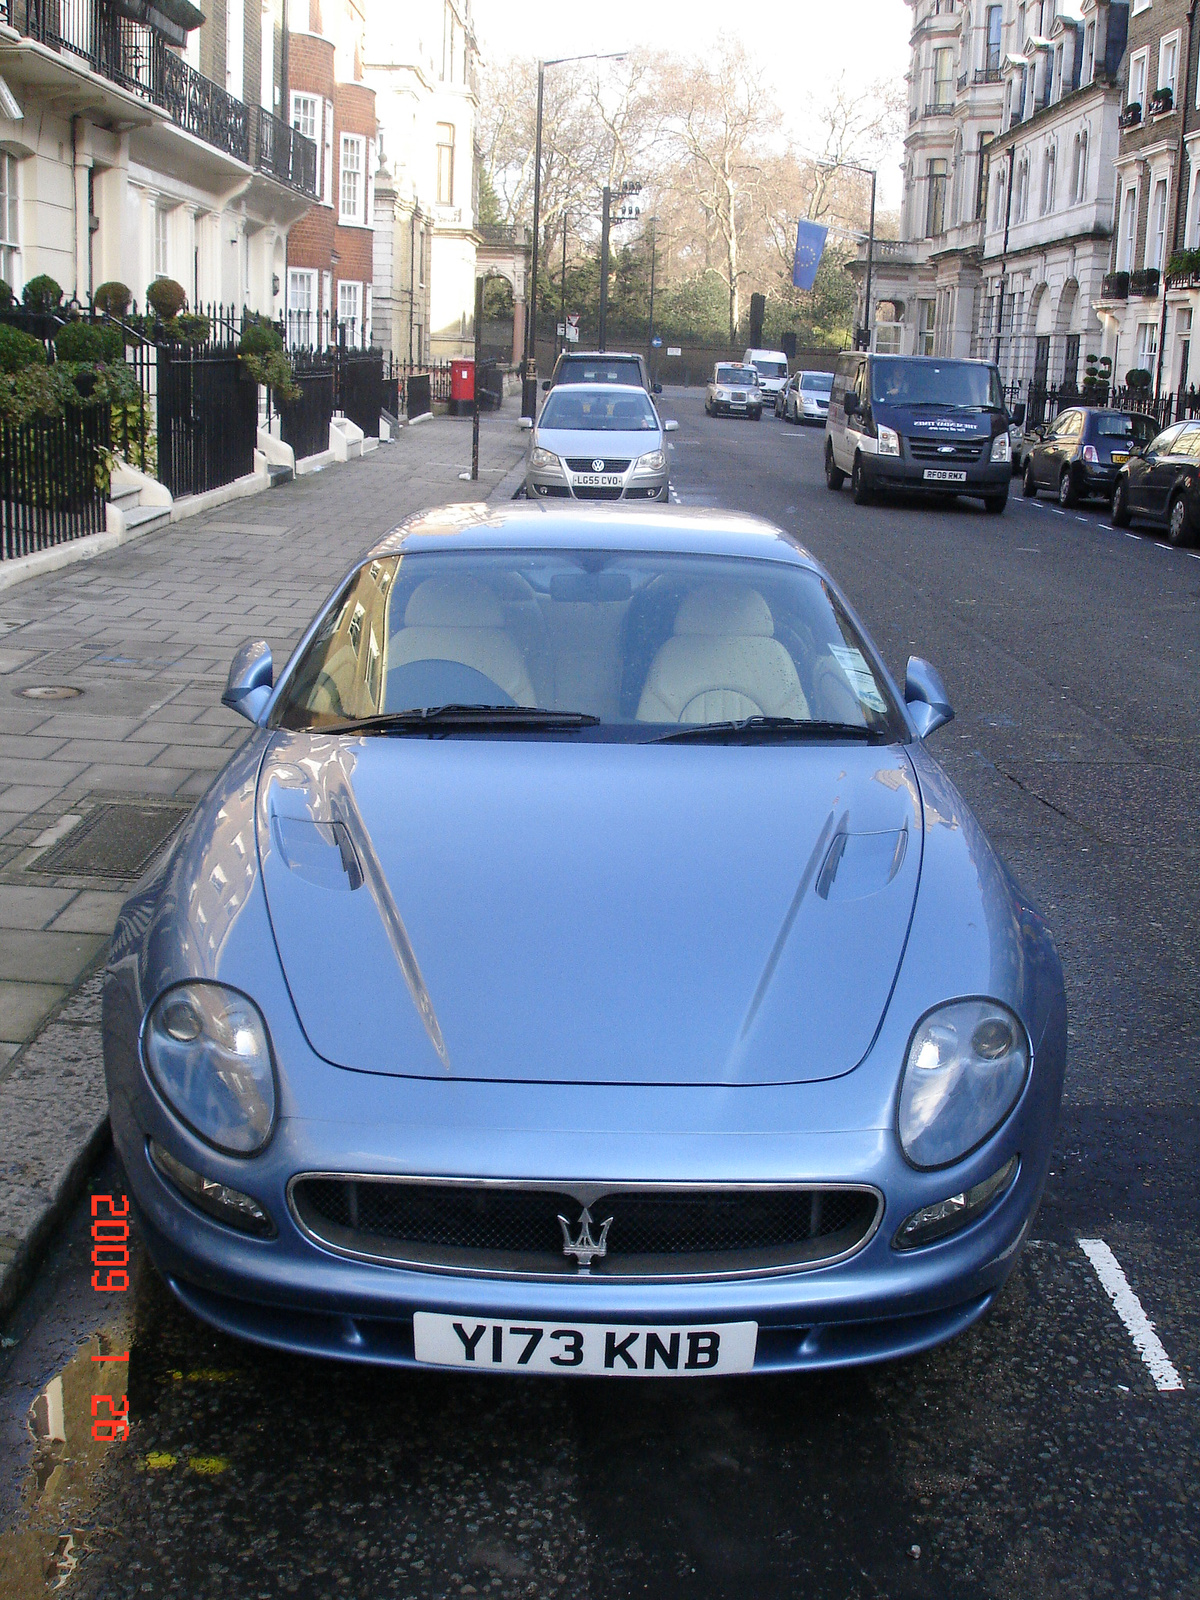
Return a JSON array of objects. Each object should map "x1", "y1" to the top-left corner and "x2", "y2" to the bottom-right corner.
[
  {"x1": 905, "y1": 656, "x2": 954, "y2": 739},
  {"x1": 663, "y1": 419, "x2": 678, "y2": 432},
  {"x1": 1010, "y1": 402, "x2": 1026, "y2": 427},
  {"x1": 653, "y1": 382, "x2": 663, "y2": 394},
  {"x1": 843, "y1": 391, "x2": 859, "y2": 417},
  {"x1": 222, "y1": 639, "x2": 273, "y2": 724},
  {"x1": 518, "y1": 416, "x2": 533, "y2": 430},
  {"x1": 541, "y1": 380, "x2": 552, "y2": 391}
]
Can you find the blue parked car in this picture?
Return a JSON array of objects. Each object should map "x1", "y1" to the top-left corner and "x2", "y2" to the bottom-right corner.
[{"x1": 103, "y1": 503, "x2": 1065, "y2": 1376}]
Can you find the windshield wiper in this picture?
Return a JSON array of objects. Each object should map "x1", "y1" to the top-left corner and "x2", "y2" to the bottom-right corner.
[
  {"x1": 650, "y1": 716, "x2": 881, "y2": 744},
  {"x1": 321, "y1": 705, "x2": 601, "y2": 734}
]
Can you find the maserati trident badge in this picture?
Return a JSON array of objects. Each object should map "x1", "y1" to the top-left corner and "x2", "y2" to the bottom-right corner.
[{"x1": 558, "y1": 1204, "x2": 613, "y2": 1272}]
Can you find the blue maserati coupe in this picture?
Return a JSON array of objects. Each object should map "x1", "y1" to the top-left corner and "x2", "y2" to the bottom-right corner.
[{"x1": 102, "y1": 502, "x2": 1066, "y2": 1376}]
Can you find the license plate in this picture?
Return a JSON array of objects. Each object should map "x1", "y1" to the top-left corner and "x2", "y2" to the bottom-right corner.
[
  {"x1": 1111, "y1": 452, "x2": 1128, "y2": 464},
  {"x1": 572, "y1": 473, "x2": 624, "y2": 488},
  {"x1": 413, "y1": 1313, "x2": 758, "y2": 1376},
  {"x1": 922, "y1": 468, "x2": 967, "y2": 483}
]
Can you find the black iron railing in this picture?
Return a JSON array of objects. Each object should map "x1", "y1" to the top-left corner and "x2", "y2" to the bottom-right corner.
[
  {"x1": 277, "y1": 360, "x2": 334, "y2": 461},
  {"x1": 156, "y1": 342, "x2": 257, "y2": 498},
  {"x1": 255, "y1": 107, "x2": 318, "y2": 198},
  {"x1": 0, "y1": 403, "x2": 110, "y2": 560},
  {"x1": 1102, "y1": 272, "x2": 1131, "y2": 299}
]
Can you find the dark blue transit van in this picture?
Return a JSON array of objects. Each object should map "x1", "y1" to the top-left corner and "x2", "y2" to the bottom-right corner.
[{"x1": 824, "y1": 353, "x2": 1014, "y2": 513}]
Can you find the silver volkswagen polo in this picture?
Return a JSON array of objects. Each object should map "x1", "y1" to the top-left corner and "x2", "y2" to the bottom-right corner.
[{"x1": 524, "y1": 383, "x2": 676, "y2": 502}]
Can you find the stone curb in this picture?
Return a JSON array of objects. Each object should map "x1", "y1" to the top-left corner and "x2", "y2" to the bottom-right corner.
[{"x1": 488, "y1": 446, "x2": 529, "y2": 504}]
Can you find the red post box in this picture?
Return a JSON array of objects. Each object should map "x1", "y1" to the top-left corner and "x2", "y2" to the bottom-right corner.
[{"x1": 451, "y1": 359, "x2": 475, "y2": 403}]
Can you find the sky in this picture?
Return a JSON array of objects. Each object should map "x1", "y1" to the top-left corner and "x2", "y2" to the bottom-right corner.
[{"x1": 471, "y1": 0, "x2": 911, "y2": 209}]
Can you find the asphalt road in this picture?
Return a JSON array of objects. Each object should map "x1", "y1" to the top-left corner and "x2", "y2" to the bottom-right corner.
[{"x1": 2, "y1": 390, "x2": 1199, "y2": 1600}]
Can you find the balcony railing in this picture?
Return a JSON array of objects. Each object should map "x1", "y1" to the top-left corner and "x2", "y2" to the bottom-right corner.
[
  {"x1": 254, "y1": 106, "x2": 317, "y2": 197},
  {"x1": 1118, "y1": 102, "x2": 1142, "y2": 129},
  {"x1": 1101, "y1": 271, "x2": 1130, "y2": 299},
  {"x1": 957, "y1": 72, "x2": 968, "y2": 92},
  {"x1": 1130, "y1": 267, "x2": 1160, "y2": 297},
  {"x1": 975, "y1": 65, "x2": 1003, "y2": 83},
  {"x1": 8, "y1": 0, "x2": 313, "y2": 194},
  {"x1": 924, "y1": 100, "x2": 956, "y2": 117}
]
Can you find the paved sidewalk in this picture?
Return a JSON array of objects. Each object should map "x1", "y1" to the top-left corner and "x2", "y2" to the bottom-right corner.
[{"x1": 0, "y1": 410, "x2": 527, "y2": 1315}]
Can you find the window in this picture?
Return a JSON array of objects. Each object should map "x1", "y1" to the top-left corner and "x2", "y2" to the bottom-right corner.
[
  {"x1": 1041, "y1": 146, "x2": 1056, "y2": 214},
  {"x1": 1052, "y1": 44, "x2": 1063, "y2": 102},
  {"x1": 1120, "y1": 185, "x2": 1138, "y2": 271},
  {"x1": 287, "y1": 268, "x2": 317, "y2": 346},
  {"x1": 933, "y1": 47, "x2": 954, "y2": 107},
  {"x1": 1063, "y1": 333, "x2": 1080, "y2": 388},
  {"x1": 340, "y1": 134, "x2": 364, "y2": 222},
  {"x1": 1190, "y1": 172, "x2": 1200, "y2": 246},
  {"x1": 1137, "y1": 320, "x2": 1158, "y2": 371},
  {"x1": 986, "y1": 5, "x2": 1002, "y2": 72},
  {"x1": 291, "y1": 93, "x2": 317, "y2": 141},
  {"x1": 154, "y1": 205, "x2": 168, "y2": 278},
  {"x1": 926, "y1": 158, "x2": 948, "y2": 236},
  {"x1": 338, "y1": 278, "x2": 363, "y2": 346},
  {"x1": 1083, "y1": 22, "x2": 1095, "y2": 83},
  {"x1": 992, "y1": 160, "x2": 1007, "y2": 228},
  {"x1": 1151, "y1": 177, "x2": 1169, "y2": 270},
  {"x1": 1015, "y1": 157, "x2": 1030, "y2": 222},
  {"x1": 436, "y1": 122, "x2": 455, "y2": 205},
  {"x1": 1131, "y1": 0, "x2": 1150, "y2": 13},
  {"x1": 874, "y1": 323, "x2": 903, "y2": 355},
  {"x1": 0, "y1": 153, "x2": 18, "y2": 285},
  {"x1": 976, "y1": 132, "x2": 993, "y2": 219},
  {"x1": 1130, "y1": 49, "x2": 1148, "y2": 109},
  {"x1": 1159, "y1": 32, "x2": 1180, "y2": 98},
  {"x1": 917, "y1": 299, "x2": 936, "y2": 356},
  {"x1": 1071, "y1": 130, "x2": 1088, "y2": 204}
]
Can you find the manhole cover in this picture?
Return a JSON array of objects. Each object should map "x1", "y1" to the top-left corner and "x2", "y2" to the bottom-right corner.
[
  {"x1": 32, "y1": 802, "x2": 193, "y2": 879},
  {"x1": 18, "y1": 685, "x2": 83, "y2": 700}
]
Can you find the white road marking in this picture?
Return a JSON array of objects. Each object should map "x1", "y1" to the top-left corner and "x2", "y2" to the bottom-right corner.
[{"x1": 1079, "y1": 1238, "x2": 1184, "y2": 1392}]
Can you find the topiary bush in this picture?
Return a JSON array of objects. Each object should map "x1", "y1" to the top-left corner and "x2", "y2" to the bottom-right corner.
[
  {"x1": 162, "y1": 311, "x2": 210, "y2": 344},
  {"x1": 0, "y1": 280, "x2": 12, "y2": 309},
  {"x1": 1125, "y1": 367, "x2": 1152, "y2": 391},
  {"x1": 0, "y1": 323, "x2": 47, "y2": 373},
  {"x1": 54, "y1": 321, "x2": 124, "y2": 364},
  {"x1": 238, "y1": 313, "x2": 299, "y2": 401},
  {"x1": 146, "y1": 277, "x2": 187, "y2": 321},
  {"x1": 22, "y1": 274, "x2": 63, "y2": 313},
  {"x1": 93, "y1": 281, "x2": 131, "y2": 318}
]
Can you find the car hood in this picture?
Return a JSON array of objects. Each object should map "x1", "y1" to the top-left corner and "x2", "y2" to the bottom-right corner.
[
  {"x1": 534, "y1": 427, "x2": 661, "y2": 461},
  {"x1": 257, "y1": 733, "x2": 923, "y2": 1086},
  {"x1": 899, "y1": 408, "x2": 999, "y2": 444}
]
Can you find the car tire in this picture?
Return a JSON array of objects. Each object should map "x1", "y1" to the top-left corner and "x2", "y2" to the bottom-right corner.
[
  {"x1": 825, "y1": 441, "x2": 845, "y2": 490},
  {"x1": 984, "y1": 491, "x2": 1008, "y2": 515},
  {"x1": 1111, "y1": 478, "x2": 1131, "y2": 526},
  {"x1": 1058, "y1": 466, "x2": 1077, "y2": 508},
  {"x1": 851, "y1": 454, "x2": 872, "y2": 505},
  {"x1": 1167, "y1": 491, "x2": 1192, "y2": 547},
  {"x1": 1023, "y1": 459, "x2": 1037, "y2": 497}
]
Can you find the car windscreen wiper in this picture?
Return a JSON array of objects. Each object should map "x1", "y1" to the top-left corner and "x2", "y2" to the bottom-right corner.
[
  {"x1": 322, "y1": 705, "x2": 602, "y2": 734},
  {"x1": 649, "y1": 716, "x2": 883, "y2": 745}
]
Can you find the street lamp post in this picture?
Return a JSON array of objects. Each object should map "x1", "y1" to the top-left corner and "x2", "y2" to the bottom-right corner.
[
  {"x1": 647, "y1": 215, "x2": 657, "y2": 378},
  {"x1": 560, "y1": 211, "x2": 568, "y2": 354},
  {"x1": 522, "y1": 51, "x2": 628, "y2": 418},
  {"x1": 820, "y1": 159, "x2": 877, "y2": 351},
  {"x1": 598, "y1": 185, "x2": 612, "y2": 352}
]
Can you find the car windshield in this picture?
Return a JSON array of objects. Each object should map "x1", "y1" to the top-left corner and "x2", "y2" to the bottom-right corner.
[
  {"x1": 800, "y1": 373, "x2": 833, "y2": 393},
  {"x1": 539, "y1": 391, "x2": 660, "y2": 431},
  {"x1": 556, "y1": 361, "x2": 641, "y2": 384},
  {"x1": 716, "y1": 366, "x2": 758, "y2": 385},
  {"x1": 870, "y1": 358, "x2": 1005, "y2": 409},
  {"x1": 752, "y1": 360, "x2": 788, "y2": 379},
  {"x1": 276, "y1": 550, "x2": 905, "y2": 741}
]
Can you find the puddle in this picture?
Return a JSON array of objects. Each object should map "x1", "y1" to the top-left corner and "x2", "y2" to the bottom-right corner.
[{"x1": 0, "y1": 1321, "x2": 132, "y2": 1596}]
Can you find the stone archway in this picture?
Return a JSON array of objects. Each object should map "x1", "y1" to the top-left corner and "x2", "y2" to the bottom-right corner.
[{"x1": 1055, "y1": 278, "x2": 1080, "y2": 388}]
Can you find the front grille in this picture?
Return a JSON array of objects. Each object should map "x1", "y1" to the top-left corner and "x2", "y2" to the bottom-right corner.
[
  {"x1": 571, "y1": 486, "x2": 625, "y2": 500},
  {"x1": 908, "y1": 438, "x2": 986, "y2": 462},
  {"x1": 290, "y1": 1178, "x2": 882, "y2": 1280},
  {"x1": 564, "y1": 457, "x2": 631, "y2": 473}
]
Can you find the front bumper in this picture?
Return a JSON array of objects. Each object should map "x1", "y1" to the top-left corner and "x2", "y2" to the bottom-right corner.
[
  {"x1": 111, "y1": 1065, "x2": 1053, "y2": 1374},
  {"x1": 526, "y1": 465, "x2": 668, "y2": 502},
  {"x1": 711, "y1": 400, "x2": 762, "y2": 417},
  {"x1": 864, "y1": 454, "x2": 1011, "y2": 497}
]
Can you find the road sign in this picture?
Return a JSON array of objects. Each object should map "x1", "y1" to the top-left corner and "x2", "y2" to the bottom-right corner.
[
  {"x1": 651, "y1": 336, "x2": 663, "y2": 348},
  {"x1": 565, "y1": 312, "x2": 580, "y2": 343},
  {"x1": 667, "y1": 346, "x2": 682, "y2": 357}
]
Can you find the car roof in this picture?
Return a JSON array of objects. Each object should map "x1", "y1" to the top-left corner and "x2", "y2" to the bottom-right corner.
[
  {"x1": 541, "y1": 382, "x2": 650, "y2": 396},
  {"x1": 369, "y1": 502, "x2": 821, "y2": 569},
  {"x1": 559, "y1": 350, "x2": 642, "y2": 361}
]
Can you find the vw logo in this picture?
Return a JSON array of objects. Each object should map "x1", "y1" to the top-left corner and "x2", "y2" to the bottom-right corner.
[{"x1": 592, "y1": 458, "x2": 606, "y2": 472}]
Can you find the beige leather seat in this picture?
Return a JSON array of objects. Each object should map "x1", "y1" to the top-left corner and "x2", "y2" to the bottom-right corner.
[
  {"x1": 388, "y1": 577, "x2": 537, "y2": 706},
  {"x1": 636, "y1": 582, "x2": 809, "y2": 724}
]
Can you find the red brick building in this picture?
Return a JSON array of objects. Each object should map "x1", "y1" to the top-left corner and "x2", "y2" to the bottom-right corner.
[{"x1": 285, "y1": 0, "x2": 376, "y2": 347}]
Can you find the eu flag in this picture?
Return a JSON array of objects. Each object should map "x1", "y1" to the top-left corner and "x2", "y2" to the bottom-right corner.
[{"x1": 793, "y1": 220, "x2": 828, "y2": 291}]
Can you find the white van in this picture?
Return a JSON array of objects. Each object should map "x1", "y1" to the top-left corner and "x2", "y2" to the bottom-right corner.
[{"x1": 742, "y1": 348, "x2": 789, "y2": 399}]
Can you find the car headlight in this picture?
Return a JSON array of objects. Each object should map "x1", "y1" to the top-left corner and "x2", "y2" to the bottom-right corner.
[
  {"x1": 991, "y1": 432, "x2": 1011, "y2": 463},
  {"x1": 143, "y1": 982, "x2": 277, "y2": 1155},
  {"x1": 877, "y1": 425, "x2": 900, "y2": 457},
  {"x1": 529, "y1": 446, "x2": 561, "y2": 472},
  {"x1": 634, "y1": 449, "x2": 665, "y2": 474},
  {"x1": 714, "y1": 388, "x2": 728, "y2": 400},
  {"x1": 897, "y1": 999, "x2": 1030, "y2": 1169}
]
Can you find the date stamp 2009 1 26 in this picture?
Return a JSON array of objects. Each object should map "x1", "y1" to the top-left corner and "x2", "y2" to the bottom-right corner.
[{"x1": 90, "y1": 1194, "x2": 130, "y2": 1443}]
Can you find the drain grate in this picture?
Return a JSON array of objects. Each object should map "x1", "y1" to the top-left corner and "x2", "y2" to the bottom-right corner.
[{"x1": 32, "y1": 801, "x2": 193, "y2": 879}]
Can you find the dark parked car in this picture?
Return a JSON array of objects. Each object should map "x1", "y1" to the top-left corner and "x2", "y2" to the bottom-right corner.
[
  {"x1": 1021, "y1": 407, "x2": 1158, "y2": 506},
  {"x1": 546, "y1": 351, "x2": 658, "y2": 395},
  {"x1": 1111, "y1": 419, "x2": 1200, "y2": 545}
]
